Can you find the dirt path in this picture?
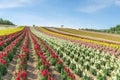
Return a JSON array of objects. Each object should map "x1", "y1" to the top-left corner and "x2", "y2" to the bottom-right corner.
[
  {"x1": 49, "y1": 65, "x2": 62, "y2": 80},
  {"x1": 26, "y1": 39, "x2": 39, "y2": 80},
  {"x1": 3, "y1": 36, "x2": 39, "y2": 80},
  {"x1": 2, "y1": 48, "x2": 20, "y2": 80}
]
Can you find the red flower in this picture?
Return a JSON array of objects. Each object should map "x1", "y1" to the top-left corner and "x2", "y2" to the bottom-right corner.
[
  {"x1": 42, "y1": 69, "x2": 48, "y2": 77},
  {"x1": 21, "y1": 71, "x2": 27, "y2": 77},
  {"x1": 64, "y1": 67, "x2": 70, "y2": 73},
  {"x1": 57, "y1": 59, "x2": 62, "y2": 64},
  {"x1": 48, "y1": 72, "x2": 51, "y2": 77},
  {"x1": 18, "y1": 54, "x2": 26, "y2": 59},
  {"x1": 0, "y1": 41, "x2": 3, "y2": 46},
  {"x1": 36, "y1": 51, "x2": 39, "y2": 55},
  {"x1": 52, "y1": 54, "x2": 58, "y2": 58},
  {"x1": 22, "y1": 46, "x2": 25, "y2": 49},
  {"x1": 23, "y1": 49, "x2": 29, "y2": 53},
  {"x1": 40, "y1": 54, "x2": 46, "y2": 61},
  {"x1": 45, "y1": 61, "x2": 50, "y2": 67},
  {"x1": 1, "y1": 59, "x2": 6, "y2": 65},
  {"x1": 18, "y1": 55, "x2": 21, "y2": 59},
  {"x1": 34, "y1": 44, "x2": 40, "y2": 50},
  {"x1": 69, "y1": 73, "x2": 75, "y2": 79},
  {"x1": 2, "y1": 52, "x2": 7, "y2": 57},
  {"x1": 16, "y1": 76, "x2": 20, "y2": 80},
  {"x1": 20, "y1": 60, "x2": 25, "y2": 66},
  {"x1": 42, "y1": 61, "x2": 45, "y2": 65}
]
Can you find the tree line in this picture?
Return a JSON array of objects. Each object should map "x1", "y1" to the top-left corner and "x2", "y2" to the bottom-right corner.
[
  {"x1": 81, "y1": 25, "x2": 120, "y2": 34},
  {"x1": 0, "y1": 18, "x2": 14, "y2": 25}
]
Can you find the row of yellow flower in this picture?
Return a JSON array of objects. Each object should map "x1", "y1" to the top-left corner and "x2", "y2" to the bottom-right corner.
[
  {"x1": 0, "y1": 26, "x2": 24, "y2": 36},
  {"x1": 39, "y1": 27, "x2": 120, "y2": 49},
  {"x1": 55, "y1": 28, "x2": 120, "y2": 42}
]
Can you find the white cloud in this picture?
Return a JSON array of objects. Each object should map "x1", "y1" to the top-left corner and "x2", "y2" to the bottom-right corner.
[
  {"x1": 115, "y1": 0, "x2": 120, "y2": 6},
  {"x1": 77, "y1": 0, "x2": 120, "y2": 13},
  {"x1": 0, "y1": 0, "x2": 37, "y2": 9},
  {"x1": 78, "y1": 4, "x2": 108, "y2": 13}
]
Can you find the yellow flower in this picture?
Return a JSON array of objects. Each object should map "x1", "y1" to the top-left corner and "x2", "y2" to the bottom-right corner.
[{"x1": 0, "y1": 26, "x2": 24, "y2": 36}]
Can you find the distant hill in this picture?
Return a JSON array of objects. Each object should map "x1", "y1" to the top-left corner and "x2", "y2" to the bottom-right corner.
[
  {"x1": 82, "y1": 25, "x2": 120, "y2": 34},
  {"x1": 0, "y1": 18, "x2": 15, "y2": 26}
]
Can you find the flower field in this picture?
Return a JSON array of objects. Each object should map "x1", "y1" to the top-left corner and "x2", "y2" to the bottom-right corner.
[
  {"x1": 54, "y1": 28, "x2": 120, "y2": 42},
  {"x1": 38, "y1": 27, "x2": 120, "y2": 55},
  {"x1": 0, "y1": 26, "x2": 120, "y2": 80}
]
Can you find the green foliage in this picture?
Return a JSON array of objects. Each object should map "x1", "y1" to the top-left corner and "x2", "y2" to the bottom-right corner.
[
  {"x1": 65, "y1": 59, "x2": 70, "y2": 65},
  {"x1": 75, "y1": 69, "x2": 83, "y2": 77},
  {"x1": 97, "y1": 73, "x2": 106, "y2": 80},
  {"x1": 61, "y1": 69, "x2": 68, "y2": 80},
  {"x1": 74, "y1": 57, "x2": 78, "y2": 62},
  {"x1": 90, "y1": 68, "x2": 97, "y2": 76},
  {"x1": 0, "y1": 18, "x2": 14, "y2": 25},
  {"x1": 81, "y1": 75, "x2": 91, "y2": 80},
  {"x1": 70, "y1": 63, "x2": 76, "y2": 70},
  {"x1": 83, "y1": 64, "x2": 90, "y2": 70},
  {"x1": 0, "y1": 64, "x2": 7, "y2": 75},
  {"x1": 95, "y1": 63, "x2": 101, "y2": 69},
  {"x1": 55, "y1": 64, "x2": 63, "y2": 72}
]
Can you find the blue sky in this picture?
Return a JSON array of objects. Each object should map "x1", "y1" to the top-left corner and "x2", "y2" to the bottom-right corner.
[{"x1": 0, "y1": 0, "x2": 120, "y2": 29}]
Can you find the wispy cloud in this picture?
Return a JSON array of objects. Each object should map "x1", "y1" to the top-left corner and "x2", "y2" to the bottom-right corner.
[
  {"x1": 0, "y1": 0, "x2": 37, "y2": 9},
  {"x1": 77, "y1": 0, "x2": 120, "y2": 13}
]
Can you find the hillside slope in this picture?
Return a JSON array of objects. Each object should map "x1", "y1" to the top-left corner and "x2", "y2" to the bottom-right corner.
[{"x1": 54, "y1": 28, "x2": 120, "y2": 42}]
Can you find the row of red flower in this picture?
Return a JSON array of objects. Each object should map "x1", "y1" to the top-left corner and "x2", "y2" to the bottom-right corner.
[
  {"x1": 13, "y1": 27, "x2": 30, "y2": 80},
  {"x1": 30, "y1": 31, "x2": 55, "y2": 80},
  {"x1": 30, "y1": 31, "x2": 76, "y2": 80},
  {"x1": 0, "y1": 28, "x2": 25, "y2": 51},
  {"x1": 0, "y1": 28, "x2": 27, "y2": 79}
]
